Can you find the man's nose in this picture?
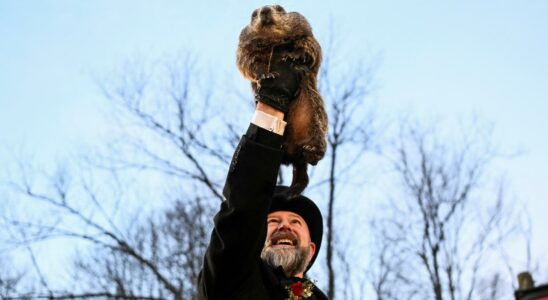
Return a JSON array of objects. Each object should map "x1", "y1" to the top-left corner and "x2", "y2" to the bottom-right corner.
[{"x1": 276, "y1": 219, "x2": 291, "y2": 230}]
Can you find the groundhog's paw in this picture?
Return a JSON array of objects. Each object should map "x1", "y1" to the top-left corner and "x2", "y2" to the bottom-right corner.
[
  {"x1": 259, "y1": 72, "x2": 280, "y2": 80},
  {"x1": 282, "y1": 52, "x2": 306, "y2": 64},
  {"x1": 302, "y1": 145, "x2": 325, "y2": 165}
]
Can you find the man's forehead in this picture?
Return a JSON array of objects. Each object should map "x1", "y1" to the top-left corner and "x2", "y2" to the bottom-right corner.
[{"x1": 268, "y1": 211, "x2": 304, "y2": 220}]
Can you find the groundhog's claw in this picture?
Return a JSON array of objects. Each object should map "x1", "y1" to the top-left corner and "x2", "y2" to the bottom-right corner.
[
  {"x1": 259, "y1": 72, "x2": 279, "y2": 80},
  {"x1": 302, "y1": 145, "x2": 325, "y2": 165},
  {"x1": 282, "y1": 52, "x2": 306, "y2": 64}
]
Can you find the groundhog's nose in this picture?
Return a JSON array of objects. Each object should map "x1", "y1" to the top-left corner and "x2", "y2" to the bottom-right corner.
[
  {"x1": 259, "y1": 6, "x2": 273, "y2": 24},
  {"x1": 260, "y1": 6, "x2": 272, "y2": 17}
]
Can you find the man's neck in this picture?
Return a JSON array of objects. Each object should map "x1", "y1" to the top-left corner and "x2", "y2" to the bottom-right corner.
[{"x1": 294, "y1": 271, "x2": 304, "y2": 278}]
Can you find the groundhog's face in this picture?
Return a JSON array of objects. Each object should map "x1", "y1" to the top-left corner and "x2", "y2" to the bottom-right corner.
[
  {"x1": 241, "y1": 5, "x2": 312, "y2": 43},
  {"x1": 250, "y1": 5, "x2": 286, "y2": 29}
]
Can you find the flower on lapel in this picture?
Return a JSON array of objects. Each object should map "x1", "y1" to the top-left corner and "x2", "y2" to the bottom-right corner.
[{"x1": 286, "y1": 281, "x2": 314, "y2": 300}]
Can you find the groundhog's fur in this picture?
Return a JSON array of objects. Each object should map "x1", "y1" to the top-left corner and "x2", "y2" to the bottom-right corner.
[{"x1": 237, "y1": 5, "x2": 327, "y2": 198}]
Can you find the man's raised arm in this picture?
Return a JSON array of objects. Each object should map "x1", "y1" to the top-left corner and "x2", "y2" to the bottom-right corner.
[{"x1": 198, "y1": 58, "x2": 301, "y2": 299}]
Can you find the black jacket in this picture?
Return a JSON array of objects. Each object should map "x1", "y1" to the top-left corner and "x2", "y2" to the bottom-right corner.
[{"x1": 198, "y1": 124, "x2": 328, "y2": 300}]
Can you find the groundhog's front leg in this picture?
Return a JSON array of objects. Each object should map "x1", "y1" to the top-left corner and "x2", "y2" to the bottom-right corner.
[
  {"x1": 237, "y1": 49, "x2": 277, "y2": 82},
  {"x1": 250, "y1": 56, "x2": 283, "y2": 91},
  {"x1": 258, "y1": 71, "x2": 279, "y2": 80},
  {"x1": 255, "y1": 70, "x2": 281, "y2": 93},
  {"x1": 291, "y1": 37, "x2": 322, "y2": 73},
  {"x1": 245, "y1": 60, "x2": 274, "y2": 79},
  {"x1": 245, "y1": 63, "x2": 279, "y2": 93}
]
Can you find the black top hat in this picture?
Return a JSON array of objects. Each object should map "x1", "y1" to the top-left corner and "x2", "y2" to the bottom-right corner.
[{"x1": 269, "y1": 186, "x2": 323, "y2": 272}]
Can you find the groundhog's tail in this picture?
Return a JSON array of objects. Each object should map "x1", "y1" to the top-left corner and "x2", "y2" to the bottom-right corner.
[{"x1": 284, "y1": 159, "x2": 308, "y2": 199}]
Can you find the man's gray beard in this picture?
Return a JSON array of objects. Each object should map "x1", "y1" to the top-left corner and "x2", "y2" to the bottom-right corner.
[{"x1": 260, "y1": 245, "x2": 310, "y2": 277}]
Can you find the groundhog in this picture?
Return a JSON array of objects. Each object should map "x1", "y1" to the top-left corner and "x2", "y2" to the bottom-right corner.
[{"x1": 237, "y1": 5, "x2": 327, "y2": 198}]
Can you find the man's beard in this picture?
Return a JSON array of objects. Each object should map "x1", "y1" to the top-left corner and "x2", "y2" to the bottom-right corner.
[{"x1": 261, "y1": 244, "x2": 310, "y2": 277}]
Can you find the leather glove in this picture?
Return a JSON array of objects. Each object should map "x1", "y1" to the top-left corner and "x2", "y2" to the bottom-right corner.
[{"x1": 255, "y1": 50, "x2": 303, "y2": 113}]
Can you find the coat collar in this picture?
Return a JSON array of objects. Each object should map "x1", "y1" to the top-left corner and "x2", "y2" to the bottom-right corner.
[{"x1": 260, "y1": 261, "x2": 329, "y2": 299}]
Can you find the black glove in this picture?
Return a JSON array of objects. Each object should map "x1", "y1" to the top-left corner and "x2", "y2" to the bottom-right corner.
[{"x1": 255, "y1": 50, "x2": 302, "y2": 113}]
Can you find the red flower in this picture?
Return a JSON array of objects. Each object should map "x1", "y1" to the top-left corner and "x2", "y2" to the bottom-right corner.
[
  {"x1": 286, "y1": 280, "x2": 314, "y2": 300},
  {"x1": 290, "y1": 282, "x2": 304, "y2": 297}
]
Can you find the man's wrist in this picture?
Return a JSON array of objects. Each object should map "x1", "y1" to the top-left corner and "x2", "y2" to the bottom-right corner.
[
  {"x1": 251, "y1": 110, "x2": 286, "y2": 136},
  {"x1": 256, "y1": 102, "x2": 285, "y2": 119}
]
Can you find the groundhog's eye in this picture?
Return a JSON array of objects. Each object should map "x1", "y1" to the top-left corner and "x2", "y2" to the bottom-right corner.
[
  {"x1": 274, "y1": 5, "x2": 285, "y2": 13},
  {"x1": 251, "y1": 10, "x2": 258, "y2": 20}
]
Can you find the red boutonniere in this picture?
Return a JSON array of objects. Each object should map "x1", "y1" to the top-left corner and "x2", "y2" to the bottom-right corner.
[{"x1": 286, "y1": 281, "x2": 314, "y2": 300}]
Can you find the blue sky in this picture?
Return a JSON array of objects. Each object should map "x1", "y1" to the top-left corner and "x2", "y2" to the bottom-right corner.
[{"x1": 1, "y1": 0, "x2": 547, "y2": 285}]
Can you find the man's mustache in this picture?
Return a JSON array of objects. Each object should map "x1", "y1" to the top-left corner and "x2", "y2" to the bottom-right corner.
[{"x1": 268, "y1": 231, "x2": 299, "y2": 247}]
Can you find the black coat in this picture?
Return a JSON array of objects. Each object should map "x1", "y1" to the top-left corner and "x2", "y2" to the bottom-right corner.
[{"x1": 197, "y1": 125, "x2": 328, "y2": 300}]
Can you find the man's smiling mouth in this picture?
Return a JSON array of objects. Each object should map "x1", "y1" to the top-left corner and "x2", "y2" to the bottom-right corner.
[
  {"x1": 275, "y1": 238, "x2": 294, "y2": 246},
  {"x1": 270, "y1": 232, "x2": 298, "y2": 247}
]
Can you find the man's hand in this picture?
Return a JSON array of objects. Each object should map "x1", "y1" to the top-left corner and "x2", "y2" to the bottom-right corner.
[{"x1": 255, "y1": 50, "x2": 303, "y2": 114}]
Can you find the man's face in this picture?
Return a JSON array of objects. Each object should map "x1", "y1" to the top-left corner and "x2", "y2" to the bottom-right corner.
[{"x1": 260, "y1": 211, "x2": 316, "y2": 277}]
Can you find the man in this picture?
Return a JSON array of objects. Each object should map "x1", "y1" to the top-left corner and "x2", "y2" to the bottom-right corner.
[{"x1": 197, "y1": 54, "x2": 328, "y2": 299}]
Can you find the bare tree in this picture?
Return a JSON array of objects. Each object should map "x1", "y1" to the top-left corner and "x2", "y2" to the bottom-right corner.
[
  {"x1": 95, "y1": 53, "x2": 235, "y2": 202},
  {"x1": 72, "y1": 197, "x2": 213, "y2": 299},
  {"x1": 314, "y1": 33, "x2": 378, "y2": 299},
  {"x1": 0, "y1": 256, "x2": 26, "y2": 299},
  {"x1": 1, "y1": 52, "x2": 233, "y2": 299},
  {"x1": 369, "y1": 119, "x2": 514, "y2": 300},
  {"x1": 477, "y1": 272, "x2": 504, "y2": 300}
]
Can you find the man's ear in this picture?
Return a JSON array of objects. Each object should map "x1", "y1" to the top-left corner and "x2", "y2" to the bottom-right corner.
[{"x1": 307, "y1": 242, "x2": 316, "y2": 263}]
